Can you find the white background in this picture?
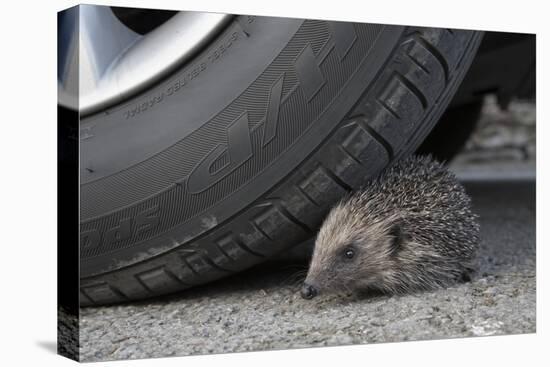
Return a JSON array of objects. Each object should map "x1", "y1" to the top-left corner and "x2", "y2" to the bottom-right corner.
[{"x1": 0, "y1": 0, "x2": 546, "y2": 365}]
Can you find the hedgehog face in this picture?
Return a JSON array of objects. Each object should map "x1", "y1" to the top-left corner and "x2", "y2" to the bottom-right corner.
[{"x1": 302, "y1": 201, "x2": 406, "y2": 299}]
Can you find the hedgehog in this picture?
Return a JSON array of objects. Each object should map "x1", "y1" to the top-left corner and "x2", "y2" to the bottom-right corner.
[{"x1": 300, "y1": 155, "x2": 480, "y2": 300}]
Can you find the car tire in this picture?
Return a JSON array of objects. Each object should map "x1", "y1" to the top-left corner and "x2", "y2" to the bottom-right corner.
[{"x1": 79, "y1": 17, "x2": 483, "y2": 306}]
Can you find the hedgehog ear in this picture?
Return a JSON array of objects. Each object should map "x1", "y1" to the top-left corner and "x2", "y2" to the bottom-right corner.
[{"x1": 388, "y1": 220, "x2": 405, "y2": 256}]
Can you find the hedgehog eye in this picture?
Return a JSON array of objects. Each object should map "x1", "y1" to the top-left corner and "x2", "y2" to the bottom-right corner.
[{"x1": 344, "y1": 247, "x2": 355, "y2": 259}]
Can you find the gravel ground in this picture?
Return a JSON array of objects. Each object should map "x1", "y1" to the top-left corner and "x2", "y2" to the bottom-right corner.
[
  {"x1": 79, "y1": 179, "x2": 536, "y2": 362},
  {"x1": 78, "y1": 96, "x2": 536, "y2": 361},
  {"x1": 57, "y1": 306, "x2": 78, "y2": 360}
]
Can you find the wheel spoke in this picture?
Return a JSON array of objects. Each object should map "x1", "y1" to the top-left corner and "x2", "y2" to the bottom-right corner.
[{"x1": 58, "y1": 4, "x2": 233, "y2": 114}]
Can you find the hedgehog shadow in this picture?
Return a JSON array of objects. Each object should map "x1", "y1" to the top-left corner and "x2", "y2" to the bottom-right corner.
[
  {"x1": 330, "y1": 289, "x2": 393, "y2": 305},
  {"x1": 107, "y1": 256, "x2": 482, "y2": 309},
  {"x1": 327, "y1": 274, "x2": 480, "y2": 306},
  {"x1": 122, "y1": 259, "x2": 311, "y2": 307}
]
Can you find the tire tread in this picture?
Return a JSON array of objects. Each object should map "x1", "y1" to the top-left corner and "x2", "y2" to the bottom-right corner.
[{"x1": 80, "y1": 27, "x2": 483, "y2": 306}]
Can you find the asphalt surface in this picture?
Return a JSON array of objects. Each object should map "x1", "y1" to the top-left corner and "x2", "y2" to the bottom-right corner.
[{"x1": 79, "y1": 177, "x2": 536, "y2": 362}]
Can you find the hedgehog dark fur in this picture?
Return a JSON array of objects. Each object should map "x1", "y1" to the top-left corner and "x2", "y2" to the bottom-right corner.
[{"x1": 301, "y1": 155, "x2": 480, "y2": 299}]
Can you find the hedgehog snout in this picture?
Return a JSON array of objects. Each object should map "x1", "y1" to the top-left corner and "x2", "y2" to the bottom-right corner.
[{"x1": 301, "y1": 282, "x2": 319, "y2": 300}]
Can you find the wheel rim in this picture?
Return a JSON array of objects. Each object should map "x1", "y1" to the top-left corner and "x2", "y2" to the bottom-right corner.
[{"x1": 58, "y1": 5, "x2": 233, "y2": 115}]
